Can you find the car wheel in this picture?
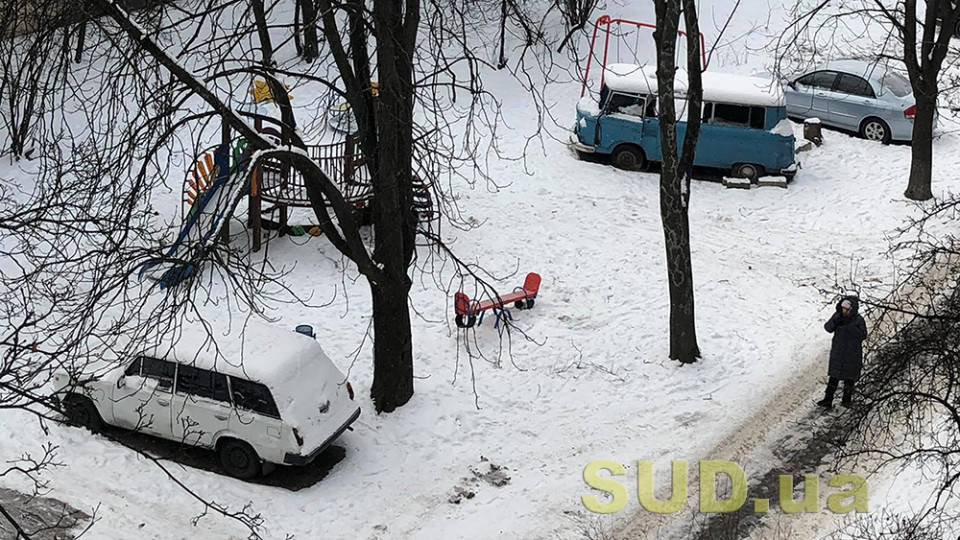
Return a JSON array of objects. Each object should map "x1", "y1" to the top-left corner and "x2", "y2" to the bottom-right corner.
[
  {"x1": 955, "y1": 19, "x2": 960, "y2": 38},
  {"x1": 218, "y1": 440, "x2": 262, "y2": 479},
  {"x1": 860, "y1": 118, "x2": 891, "y2": 144},
  {"x1": 64, "y1": 395, "x2": 103, "y2": 432},
  {"x1": 612, "y1": 145, "x2": 646, "y2": 171},
  {"x1": 733, "y1": 163, "x2": 761, "y2": 182}
]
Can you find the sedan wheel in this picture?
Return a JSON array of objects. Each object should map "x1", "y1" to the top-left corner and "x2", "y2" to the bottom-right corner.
[
  {"x1": 860, "y1": 118, "x2": 891, "y2": 144},
  {"x1": 219, "y1": 440, "x2": 262, "y2": 479}
]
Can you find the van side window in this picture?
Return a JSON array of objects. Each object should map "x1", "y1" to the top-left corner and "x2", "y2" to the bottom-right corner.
[
  {"x1": 605, "y1": 92, "x2": 643, "y2": 117},
  {"x1": 749, "y1": 107, "x2": 765, "y2": 129},
  {"x1": 177, "y1": 365, "x2": 231, "y2": 403},
  {"x1": 708, "y1": 104, "x2": 766, "y2": 130},
  {"x1": 124, "y1": 357, "x2": 143, "y2": 377},
  {"x1": 230, "y1": 377, "x2": 281, "y2": 418},
  {"x1": 141, "y1": 357, "x2": 176, "y2": 390},
  {"x1": 712, "y1": 103, "x2": 750, "y2": 126},
  {"x1": 643, "y1": 96, "x2": 657, "y2": 118}
]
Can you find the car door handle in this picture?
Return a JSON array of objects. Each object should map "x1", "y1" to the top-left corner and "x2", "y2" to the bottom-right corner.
[
  {"x1": 157, "y1": 399, "x2": 170, "y2": 407},
  {"x1": 815, "y1": 92, "x2": 826, "y2": 97},
  {"x1": 215, "y1": 414, "x2": 229, "y2": 420}
]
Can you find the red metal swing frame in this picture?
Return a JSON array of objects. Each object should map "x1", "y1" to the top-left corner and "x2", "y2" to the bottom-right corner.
[{"x1": 580, "y1": 15, "x2": 708, "y2": 98}]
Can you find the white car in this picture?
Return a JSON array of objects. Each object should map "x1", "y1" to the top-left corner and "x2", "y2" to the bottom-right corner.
[{"x1": 53, "y1": 321, "x2": 360, "y2": 479}]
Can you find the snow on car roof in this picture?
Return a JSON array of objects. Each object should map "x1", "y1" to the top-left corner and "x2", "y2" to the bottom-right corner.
[
  {"x1": 603, "y1": 64, "x2": 785, "y2": 107},
  {"x1": 140, "y1": 318, "x2": 347, "y2": 427},
  {"x1": 141, "y1": 318, "x2": 325, "y2": 383}
]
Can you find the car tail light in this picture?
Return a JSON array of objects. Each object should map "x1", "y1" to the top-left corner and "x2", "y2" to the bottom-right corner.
[
  {"x1": 904, "y1": 105, "x2": 916, "y2": 119},
  {"x1": 346, "y1": 382, "x2": 355, "y2": 401},
  {"x1": 293, "y1": 428, "x2": 304, "y2": 447}
]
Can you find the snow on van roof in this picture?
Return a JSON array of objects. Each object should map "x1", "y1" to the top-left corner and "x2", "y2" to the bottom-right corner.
[{"x1": 603, "y1": 64, "x2": 785, "y2": 107}]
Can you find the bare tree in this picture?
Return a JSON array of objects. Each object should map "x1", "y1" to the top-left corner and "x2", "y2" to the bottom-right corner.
[
  {"x1": 777, "y1": 0, "x2": 960, "y2": 201},
  {"x1": 823, "y1": 194, "x2": 960, "y2": 534},
  {"x1": 652, "y1": 0, "x2": 705, "y2": 363}
]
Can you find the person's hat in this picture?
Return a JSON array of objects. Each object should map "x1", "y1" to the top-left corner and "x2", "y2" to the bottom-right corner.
[{"x1": 841, "y1": 299, "x2": 852, "y2": 309}]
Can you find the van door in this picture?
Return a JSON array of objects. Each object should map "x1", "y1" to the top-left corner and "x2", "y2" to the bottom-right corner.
[
  {"x1": 112, "y1": 357, "x2": 175, "y2": 438},
  {"x1": 597, "y1": 91, "x2": 645, "y2": 153},
  {"x1": 170, "y1": 365, "x2": 232, "y2": 448}
]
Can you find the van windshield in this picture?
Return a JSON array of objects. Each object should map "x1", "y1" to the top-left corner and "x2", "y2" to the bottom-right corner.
[{"x1": 880, "y1": 71, "x2": 912, "y2": 98}]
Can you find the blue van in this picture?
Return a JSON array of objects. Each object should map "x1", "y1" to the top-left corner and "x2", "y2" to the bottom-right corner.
[{"x1": 571, "y1": 64, "x2": 798, "y2": 181}]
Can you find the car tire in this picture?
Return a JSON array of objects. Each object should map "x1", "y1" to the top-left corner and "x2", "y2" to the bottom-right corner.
[
  {"x1": 732, "y1": 163, "x2": 761, "y2": 182},
  {"x1": 612, "y1": 145, "x2": 646, "y2": 171},
  {"x1": 955, "y1": 19, "x2": 960, "y2": 38},
  {"x1": 218, "y1": 439, "x2": 262, "y2": 479},
  {"x1": 860, "y1": 117, "x2": 892, "y2": 144},
  {"x1": 64, "y1": 395, "x2": 103, "y2": 432}
]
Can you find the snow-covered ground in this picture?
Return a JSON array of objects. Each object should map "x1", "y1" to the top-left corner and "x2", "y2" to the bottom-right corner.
[{"x1": 3, "y1": 1, "x2": 960, "y2": 539}]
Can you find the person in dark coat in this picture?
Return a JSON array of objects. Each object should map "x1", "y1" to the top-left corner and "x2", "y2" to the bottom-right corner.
[{"x1": 817, "y1": 296, "x2": 868, "y2": 409}]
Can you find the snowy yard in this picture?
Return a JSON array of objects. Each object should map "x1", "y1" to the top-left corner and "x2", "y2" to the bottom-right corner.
[{"x1": 2, "y1": 0, "x2": 960, "y2": 539}]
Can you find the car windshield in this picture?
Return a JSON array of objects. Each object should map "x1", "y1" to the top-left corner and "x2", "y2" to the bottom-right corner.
[{"x1": 879, "y1": 71, "x2": 912, "y2": 98}]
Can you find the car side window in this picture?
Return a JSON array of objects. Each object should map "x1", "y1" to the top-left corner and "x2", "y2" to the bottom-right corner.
[
  {"x1": 834, "y1": 74, "x2": 875, "y2": 98},
  {"x1": 797, "y1": 71, "x2": 837, "y2": 90},
  {"x1": 177, "y1": 365, "x2": 231, "y2": 403},
  {"x1": 230, "y1": 377, "x2": 281, "y2": 418},
  {"x1": 141, "y1": 357, "x2": 176, "y2": 391},
  {"x1": 124, "y1": 357, "x2": 143, "y2": 377}
]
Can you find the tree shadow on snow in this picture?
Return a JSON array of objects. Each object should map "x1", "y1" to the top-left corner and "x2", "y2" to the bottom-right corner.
[{"x1": 104, "y1": 426, "x2": 347, "y2": 491}]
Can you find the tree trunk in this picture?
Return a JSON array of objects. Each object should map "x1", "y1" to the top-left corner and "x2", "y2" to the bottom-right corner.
[
  {"x1": 904, "y1": 91, "x2": 937, "y2": 201},
  {"x1": 654, "y1": 0, "x2": 701, "y2": 364},
  {"x1": 369, "y1": 280, "x2": 415, "y2": 412},
  {"x1": 661, "y1": 202, "x2": 701, "y2": 361},
  {"x1": 299, "y1": 0, "x2": 319, "y2": 62},
  {"x1": 497, "y1": 0, "x2": 508, "y2": 69},
  {"x1": 250, "y1": 0, "x2": 274, "y2": 66}
]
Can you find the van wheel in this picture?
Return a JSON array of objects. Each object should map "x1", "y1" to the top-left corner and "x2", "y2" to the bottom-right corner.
[
  {"x1": 612, "y1": 145, "x2": 646, "y2": 171},
  {"x1": 860, "y1": 118, "x2": 891, "y2": 144},
  {"x1": 219, "y1": 440, "x2": 262, "y2": 479},
  {"x1": 733, "y1": 163, "x2": 761, "y2": 182},
  {"x1": 64, "y1": 395, "x2": 103, "y2": 432}
]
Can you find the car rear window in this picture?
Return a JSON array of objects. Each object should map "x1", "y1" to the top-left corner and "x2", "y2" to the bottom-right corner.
[
  {"x1": 880, "y1": 71, "x2": 912, "y2": 98},
  {"x1": 230, "y1": 377, "x2": 281, "y2": 418}
]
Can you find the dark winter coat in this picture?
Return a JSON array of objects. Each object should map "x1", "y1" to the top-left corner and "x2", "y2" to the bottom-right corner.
[{"x1": 824, "y1": 296, "x2": 868, "y2": 380}]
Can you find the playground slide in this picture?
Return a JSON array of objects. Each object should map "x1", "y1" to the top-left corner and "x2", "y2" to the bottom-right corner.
[{"x1": 140, "y1": 146, "x2": 251, "y2": 288}]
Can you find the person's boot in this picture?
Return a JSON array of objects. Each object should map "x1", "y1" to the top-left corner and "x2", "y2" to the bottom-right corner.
[
  {"x1": 817, "y1": 383, "x2": 837, "y2": 410},
  {"x1": 841, "y1": 381, "x2": 855, "y2": 407}
]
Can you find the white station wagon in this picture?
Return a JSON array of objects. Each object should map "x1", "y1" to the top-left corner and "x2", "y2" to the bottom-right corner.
[{"x1": 53, "y1": 322, "x2": 360, "y2": 479}]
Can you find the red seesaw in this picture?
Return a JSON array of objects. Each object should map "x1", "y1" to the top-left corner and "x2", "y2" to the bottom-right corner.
[{"x1": 454, "y1": 272, "x2": 542, "y2": 329}]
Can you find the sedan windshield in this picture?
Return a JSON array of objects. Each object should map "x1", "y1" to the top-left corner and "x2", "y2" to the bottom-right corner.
[{"x1": 879, "y1": 71, "x2": 912, "y2": 98}]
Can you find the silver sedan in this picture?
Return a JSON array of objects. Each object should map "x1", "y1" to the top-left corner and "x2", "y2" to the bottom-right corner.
[{"x1": 784, "y1": 60, "x2": 929, "y2": 143}]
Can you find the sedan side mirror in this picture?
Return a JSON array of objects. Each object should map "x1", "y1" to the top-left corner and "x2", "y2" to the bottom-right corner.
[
  {"x1": 116, "y1": 376, "x2": 126, "y2": 389},
  {"x1": 788, "y1": 80, "x2": 798, "y2": 90}
]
